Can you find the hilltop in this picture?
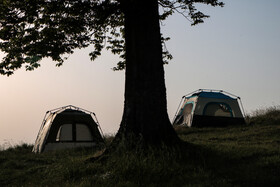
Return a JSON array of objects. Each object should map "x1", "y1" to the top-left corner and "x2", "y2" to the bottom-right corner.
[{"x1": 1, "y1": 107, "x2": 280, "y2": 186}]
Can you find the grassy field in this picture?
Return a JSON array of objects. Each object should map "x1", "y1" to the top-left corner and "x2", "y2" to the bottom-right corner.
[{"x1": 1, "y1": 107, "x2": 280, "y2": 186}]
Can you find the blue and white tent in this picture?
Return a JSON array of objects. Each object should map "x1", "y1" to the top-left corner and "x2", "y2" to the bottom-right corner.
[{"x1": 172, "y1": 89, "x2": 246, "y2": 127}]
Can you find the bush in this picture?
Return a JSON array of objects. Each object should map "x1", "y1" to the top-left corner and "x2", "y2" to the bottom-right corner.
[{"x1": 248, "y1": 105, "x2": 280, "y2": 125}]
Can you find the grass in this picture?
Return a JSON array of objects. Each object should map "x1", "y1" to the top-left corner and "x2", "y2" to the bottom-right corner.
[
  {"x1": 175, "y1": 124, "x2": 280, "y2": 186},
  {"x1": 1, "y1": 107, "x2": 280, "y2": 186},
  {"x1": 248, "y1": 105, "x2": 280, "y2": 125}
]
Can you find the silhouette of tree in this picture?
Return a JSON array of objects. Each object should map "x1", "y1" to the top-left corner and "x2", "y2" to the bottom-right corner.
[{"x1": 0, "y1": 0, "x2": 223, "y2": 147}]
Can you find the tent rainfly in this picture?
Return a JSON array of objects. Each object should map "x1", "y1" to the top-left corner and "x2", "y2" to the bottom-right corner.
[
  {"x1": 33, "y1": 105, "x2": 105, "y2": 153},
  {"x1": 172, "y1": 89, "x2": 246, "y2": 127}
]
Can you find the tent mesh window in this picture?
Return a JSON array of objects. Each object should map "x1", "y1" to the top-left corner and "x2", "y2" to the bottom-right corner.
[
  {"x1": 203, "y1": 102, "x2": 233, "y2": 117},
  {"x1": 56, "y1": 124, "x2": 72, "y2": 141},
  {"x1": 76, "y1": 124, "x2": 93, "y2": 141},
  {"x1": 182, "y1": 103, "x2": 193, "y2": 116},
  {"x1": 56, "y1": 123, "x2": 94, "y2": 142},
  {"x1": 174, "y1": 102, "x2": 193, "y2": 125}
]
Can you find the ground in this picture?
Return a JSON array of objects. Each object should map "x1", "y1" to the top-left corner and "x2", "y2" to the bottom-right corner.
[{"x1": 1, "y1": 119, "x2": 280, "y2": 186}]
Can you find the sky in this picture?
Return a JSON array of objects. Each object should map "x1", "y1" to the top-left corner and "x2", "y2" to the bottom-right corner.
[{"x1": 1, "y1": 0, "x2": 280, "y2": 147}]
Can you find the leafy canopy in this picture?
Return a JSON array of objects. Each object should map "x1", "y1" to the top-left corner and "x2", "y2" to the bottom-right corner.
[{"x1": 0, "y1": 0, "x2": 223, "y2": 76}]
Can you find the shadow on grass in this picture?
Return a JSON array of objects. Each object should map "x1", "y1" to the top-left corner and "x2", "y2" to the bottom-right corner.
[
  {"x1": 1, "y1": 128, "x2": 280, "y2": 186},
  {"x1": 81, "y1": 139, "x2": 279, "y2": 186}
]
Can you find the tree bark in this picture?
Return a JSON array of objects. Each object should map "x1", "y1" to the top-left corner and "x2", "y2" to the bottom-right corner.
[{"x1": 114, "y1": 0, "x2": 180, "y2": 147}]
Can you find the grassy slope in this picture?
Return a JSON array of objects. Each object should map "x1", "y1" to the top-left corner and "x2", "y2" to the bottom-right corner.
[{"x1": 1, "y1": 109, "x2": 280, "y2": 186}]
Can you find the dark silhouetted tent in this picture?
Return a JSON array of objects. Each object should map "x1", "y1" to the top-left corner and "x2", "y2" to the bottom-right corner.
[
  {"x1": 173, "y1": 89, "x2": 246, "y2": 127},
  {"x1": 33, "y1": 105, "x2": 104, "y2": 153}
]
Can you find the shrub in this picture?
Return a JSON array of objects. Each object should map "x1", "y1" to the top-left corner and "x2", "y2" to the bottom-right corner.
[{"x1": 249, "y1": 105, "x2": 280, "y2": 125}]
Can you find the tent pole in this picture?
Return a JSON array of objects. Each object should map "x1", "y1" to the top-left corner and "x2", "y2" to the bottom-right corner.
[
  {"x1": 222, "y1": 90, "x2": 240, "y2": 99},
  {"x1": 33, "y1": 111, "x2": 49, "y2": 142},
  {"x1": 92, "y1": 113, "x2": 105, "y2": 141},
  {"x1": 172, "y1": 97, "x2": 185, "y2": 124},
  {"x1": 183, "y1": 89, "x2": 200, "y2": 98},
  {"x1": 239, "y1": 98, "x2": 247, "y2": 118}
]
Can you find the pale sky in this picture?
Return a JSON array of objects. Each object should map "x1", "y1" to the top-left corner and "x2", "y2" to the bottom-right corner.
[{"x1": 1, "y1": 0, "x2": 280, "y2": 147}]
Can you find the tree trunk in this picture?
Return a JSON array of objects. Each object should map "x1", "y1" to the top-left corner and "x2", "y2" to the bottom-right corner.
[{"x1": 114, "y1": 0, "x2": 180, "y2": 147}]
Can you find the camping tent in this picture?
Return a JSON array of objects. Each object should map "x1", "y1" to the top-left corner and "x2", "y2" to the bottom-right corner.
[
  {"x1": 33, "y1": 105, "x2": 104, "y2": 153},
  {"x1": 172, "y1": 89, "x2": 246, "y2": 127}
]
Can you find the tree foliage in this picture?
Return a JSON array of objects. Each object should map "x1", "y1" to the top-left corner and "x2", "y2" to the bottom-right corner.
[{"x1": 0, "y1": 0, "x2": 223, "y2": 76}]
